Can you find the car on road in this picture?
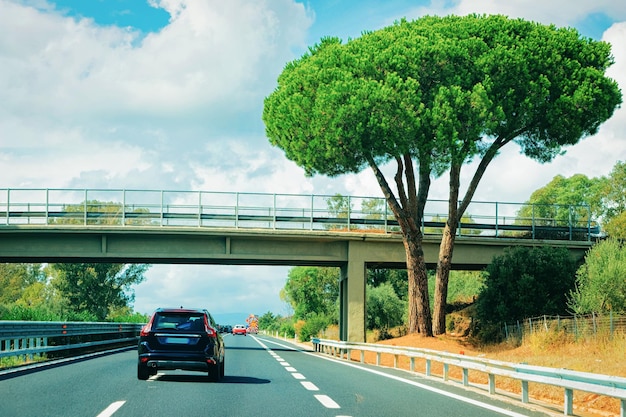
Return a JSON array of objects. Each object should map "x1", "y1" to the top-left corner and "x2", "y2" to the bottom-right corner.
[
  {"x1": 232, "y1": 324, "x2": 247, "y2": 335},
  {"x1": 137, "y1": 307, "x2": 225, "y2": 381}
]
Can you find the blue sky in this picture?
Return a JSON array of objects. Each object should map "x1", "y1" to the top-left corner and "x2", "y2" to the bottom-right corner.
[{"x1": 1, "y1": 0, "x2": 625, "y2": 322}]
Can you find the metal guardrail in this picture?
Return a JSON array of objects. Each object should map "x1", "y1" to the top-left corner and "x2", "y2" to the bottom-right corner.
[
  {"x1": 0, "y1": 321, "x2": 143, "y2": 363},
  {"x1": 312, "y1": 338, "x2": 626, "y2": 417},
  {"x1": 0, "y1": 188, "x2": 599, "y2": 241}
]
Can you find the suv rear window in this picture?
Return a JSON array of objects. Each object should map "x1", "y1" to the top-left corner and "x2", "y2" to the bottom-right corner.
[{"x1": 153, "y1": 312, "x2": 205, "y2": 331}]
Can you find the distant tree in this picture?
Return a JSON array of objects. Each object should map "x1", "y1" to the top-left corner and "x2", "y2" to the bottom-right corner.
[
  {"x1": 475, "y1": 246, "x2": 578, "y2": 325},
  {"x1": 258, "y1": 311, "x2": 281, "y2": 331},
  {"x1": 281, "y1": 266, "x2": 339, "y2": 321},
  {"x1": 515, "y1": 174, "x2": 602, "y2": 233},
  {"x1": 568, "y1": 238, "x2": 626, "y2": 314},
  {"x1": 51, "y1": 263, "x2": 149, "y2": 321},
  {"x1": 264, "y1": 14, "x2": 622, "y2": 336},
  {"x1": 598, "y1": 161, "x2": 626, "y2": 238},
  {"x1": 366, "y1": 283, "x2": 406, "y2": 332},
  {"x1": 368, "y1": 269, "x2": 408, "y2": 301},
  {"x1": 49, "y1": 199, "x2": 152, "y2": 226},
  {"x1": 0, "y1": 263, "x2": 46, "y2": 305}
]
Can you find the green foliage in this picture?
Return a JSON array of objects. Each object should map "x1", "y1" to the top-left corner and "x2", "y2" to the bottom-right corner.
[
  {"x1": 106, "y1": 306, "x2": 149, "y2": 323},
  {"x1": 0, "y1": 304, "x2": 60, "y2": 321},
  {"x1": 0, "y1": 263, "x2": 46, "y2": 305},
  {"x1": 517, "y1": 162, "x2": 626, "y2": 239},
  {"x1": 515, "y1": 174, "x2": 601, "y2": 230},
  {"x1": 0, "y1": 304, "x2": 98, "y2": 321},
  {"x1": 368, "y1": 269, "x2": 408, "y2": 301},
  {"x1": 258, "y1": 311, "x2": 282, "y2": 331},
  {"x1": 446, "y1": 271, "x2": 484, "y2": 304},
  {"x1": 568, "y1": 238, "x2": 626, "y2": 314},
  {"x1": 279, "y1": 320, "x2": 296, "y2": 338},
  {"x1": 295, "y1": 312, "x2": 331, "y2": 342},
  {"x1": 366, "y1": 283, "x2": 406, "y2": 331},
  {"x1": 282, "y1": 267, "x2": 339, "y2": 321},
  {"x1": 326, "y1": 194, "x2": 352, "y2": 219},
  {"x1": 599, "y1": 161, "x2": 626, "y2": 238},
  {"x1": 50, "y1": 263, "x2": 149, "y2": 321},
  {"x1": 475, "y1": 246, "x2": 578, "y2": 325},
  {"x1": 265, "y1": 14, "x2": 621, "y2": 178}
]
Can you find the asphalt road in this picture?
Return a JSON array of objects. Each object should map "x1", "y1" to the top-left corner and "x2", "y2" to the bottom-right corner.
[{"x1": 0, "y1": 334, "x2": 553, "y2": 417}]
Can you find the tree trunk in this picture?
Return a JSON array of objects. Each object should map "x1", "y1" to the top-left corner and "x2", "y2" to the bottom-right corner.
[
  {"x1": 433, "y1": 224, "x2": 455, "y2": 335},
  {"x1": 404, "y1": 231, "x2": 433, "y2": 336}
]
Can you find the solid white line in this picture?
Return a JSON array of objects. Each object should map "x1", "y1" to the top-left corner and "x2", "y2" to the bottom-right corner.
[
  {"x1": 96, "y1": 401, "x2": 125, "y2": 417},
  {"x1": 301, "y1": 381, "x2": 319, "y2": 391},
  {"x1": 314, "y1": 394, "x2": 341, "y2": 409},
  {"x1": 260, "y1": 337, "x2": 532, "y2": 417}
]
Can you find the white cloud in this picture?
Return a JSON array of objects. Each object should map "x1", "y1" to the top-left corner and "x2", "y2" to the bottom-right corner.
[{"x1": 132, "y1": 264, "x2": 292, "y2": 318}]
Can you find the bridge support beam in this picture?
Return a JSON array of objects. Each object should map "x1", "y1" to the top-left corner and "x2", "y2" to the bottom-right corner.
[{"x1": 339, "y1": 241, "x2": 367, "y2": 342}]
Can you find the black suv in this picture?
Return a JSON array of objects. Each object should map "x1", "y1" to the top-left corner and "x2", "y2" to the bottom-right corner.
[{"x1": 137, "y1": 307, "x2": 225, "y2": 381}]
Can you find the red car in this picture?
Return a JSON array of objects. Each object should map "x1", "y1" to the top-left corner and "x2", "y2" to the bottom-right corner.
[{"x1": 232, "y1": 324, "x2": 247, "y2": 335}]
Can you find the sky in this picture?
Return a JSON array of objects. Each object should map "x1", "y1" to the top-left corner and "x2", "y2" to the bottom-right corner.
[{"x1": 1, "y1": 0, "x2": 625, "y2": 324}]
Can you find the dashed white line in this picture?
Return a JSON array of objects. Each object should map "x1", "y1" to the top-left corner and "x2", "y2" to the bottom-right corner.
[
  {"x1": 251, "y1": 336, "x2": 347, "y2": 414},
  {"x1": 301, "y1": 381, "x2": 319, "y2": 391},
  {"x1": 314, "y1": 394, "x2": 341, "y2": 409},
  {"x1": 96, "y1": 401, "x2": 125, "y2": 417}
]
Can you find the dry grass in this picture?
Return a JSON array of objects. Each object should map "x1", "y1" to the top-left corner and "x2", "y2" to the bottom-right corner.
[{"x1": 315, "y1": 326, "x2": 625, "y2": 416}]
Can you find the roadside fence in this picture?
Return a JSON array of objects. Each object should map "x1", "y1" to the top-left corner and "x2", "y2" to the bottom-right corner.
[{"x1": 504, "y1": 313, "x2": 626, "y2": 342}]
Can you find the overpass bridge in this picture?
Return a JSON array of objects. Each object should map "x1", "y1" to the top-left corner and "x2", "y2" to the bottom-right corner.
[{"x1": 0, "y1": 188, "x2": 597, "y2": 341}]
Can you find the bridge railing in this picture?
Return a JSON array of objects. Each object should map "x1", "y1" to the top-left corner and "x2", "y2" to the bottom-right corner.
[
  {"x1": 0, "y1": 188, "x2": 598, "y2": 241},
  {"x1": 311, "y1": 338, "x2": 626, "y2": 416},
  {"x1": 0, "y1": 321, "x2": 143, "y2": 371}
]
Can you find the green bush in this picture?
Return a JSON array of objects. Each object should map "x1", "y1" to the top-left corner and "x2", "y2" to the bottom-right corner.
[{"x1": 296, "y1": 313, "x2": 330, "y2": 342}]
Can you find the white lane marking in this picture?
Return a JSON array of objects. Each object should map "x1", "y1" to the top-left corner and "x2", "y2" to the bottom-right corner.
[
  {"x1": 314, "y1": 394, "x2": 341, "y2": 409},
  {"x1": 260, "y1": 337, "x2": 530, "y2": 417},
  {"x1": 96, "y1": 401, "x2": 125, "y2": 417},
  {"x1": 251, "y1": 336, "x2": 345, "y2": 413},
  {"x1": 301, "y1": 381, "x2": 319, "y2": 391}
]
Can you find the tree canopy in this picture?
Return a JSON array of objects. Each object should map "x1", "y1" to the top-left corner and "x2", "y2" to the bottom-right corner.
[
  {"x1": 51, "y1": 263, "x2": 149, "y2": 321},
  {"x1": 264, "y1": 14, "x2": 622, "y2": 337}
]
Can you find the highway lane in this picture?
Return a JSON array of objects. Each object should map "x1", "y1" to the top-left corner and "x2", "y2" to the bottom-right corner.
[{"x1": 0, "y1": 334, "x2": 553, "y2": 417}]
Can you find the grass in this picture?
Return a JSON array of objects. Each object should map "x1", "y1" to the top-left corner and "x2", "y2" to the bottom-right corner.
[{"x1": 0, "y1": 354, "x2": 48, "y2": 370}]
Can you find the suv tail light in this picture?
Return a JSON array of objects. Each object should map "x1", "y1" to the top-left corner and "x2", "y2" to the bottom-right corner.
[
  {"x1": 204, "y1": 315, "x2": 217, "y2": 338},
  {"x1": 140, "y1": 314, "x2": 156, "y2": 336}
]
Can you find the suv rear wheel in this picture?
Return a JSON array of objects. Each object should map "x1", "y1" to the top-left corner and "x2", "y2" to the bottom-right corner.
[
  {"x1": 208, "y1": 360, "x2": 223, "y2": 382},
  {"x1": 138, "y1": 363, "x2": 152, "y2": 380}
]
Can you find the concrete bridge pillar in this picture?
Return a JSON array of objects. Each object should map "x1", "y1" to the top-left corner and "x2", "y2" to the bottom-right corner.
[{"x1": 339, "y1": 241, "x2": 367, "y2": 342}]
